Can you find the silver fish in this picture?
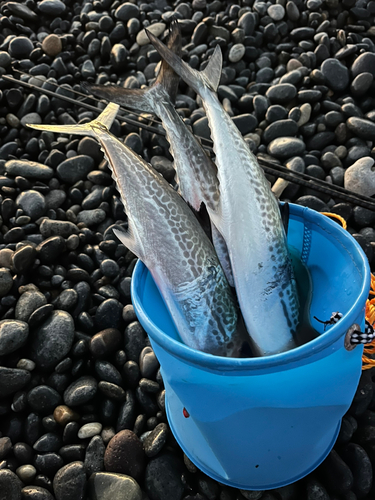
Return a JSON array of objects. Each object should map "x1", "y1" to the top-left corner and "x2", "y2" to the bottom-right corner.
[
  {"x1": 27, "y1": 104, "x2": 244, "y2": 357},
  {"x1": 147, "y1": 32, "x2": 300, "y2": 356},
  {"x1": 84, "y1": 22, "x2": 234, "y2": 287}
]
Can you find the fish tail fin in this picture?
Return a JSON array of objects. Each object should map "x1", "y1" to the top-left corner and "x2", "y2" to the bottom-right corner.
[
  {"x1": 26, "y1": 103, "x2": 120, "y2": 137},
  {"x1": 83, "y1": 21, "x2": 182, "y2": 112},
  {"x1": 146, "y1": 27, "x2": 222, "y2": 95}
]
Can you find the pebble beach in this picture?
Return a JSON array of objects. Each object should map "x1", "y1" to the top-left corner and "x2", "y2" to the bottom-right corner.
[{"x1": 0, "y1": 0, "x2": 375, "y2": 499}]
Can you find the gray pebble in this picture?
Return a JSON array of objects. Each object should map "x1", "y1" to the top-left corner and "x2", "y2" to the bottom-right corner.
[
  {"x1": 0, "y1": 469, "x2": 22, "y2": 500},
  {"x1": 144, "y1": 423, "x2": 168, "y2": 458},
  {"x1": 267, "y1": 137, "x2": 305, "y2": 159},
  {"x1": 16, "y1": 190, "x2": 46, "y2": 220},
  {"x1": 344, "y1": 157, "x2": 375, "y2": 197},
  {"x1": 0, "y1": 268, "x2": 13, "y2": 297},
  {"x1": 30, "y1": 310, "x2": 75, "y2": 371},
  {"x1": 0, "y1": 319, "x2": 28, "y2": 355},
  {"x1": 77, "y1": 209, "x2": 106, "y2": 227},
  {"x1": 78, "y1": 423, "x2": 102, "y2": 440},
  {"x1": 84, "y1": 436, "x2": 105, "y2": 476},
  {"x1": 64, "y1": 376, "x2": 98, "y2": 406},
  {"x1": 88, "y1": 472, "x2": 142, "y2": 500},
  {"x1": 5, "y1": 160, "x2": 53, "y2": 180},
  {"x1": 139, "y1": 347, "x2": 159, "y2": 378},
  {"x1": 53, "y1": 462, "x2": 86, "y2": 500},
  {"x1": 15, "y1": 290, "x2": 47, "y2": 322},
  {"x1": 56, "y1": 156, "x2": 94, "y2": 184},
  {"x1": 0, "y1": 366, "x2": 31, "y2": 397}
]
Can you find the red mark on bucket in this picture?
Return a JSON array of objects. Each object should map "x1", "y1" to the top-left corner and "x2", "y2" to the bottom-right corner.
[{"x1": 183, "y1": 407, "x2": 190, "y2": 418}]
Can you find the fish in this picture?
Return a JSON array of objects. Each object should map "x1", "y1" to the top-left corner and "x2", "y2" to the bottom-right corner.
[
  {"x1": 27, "y1": 104, "x2": 246, "y2": 358},
  {"x1": 83, "y1": 21, "x2": 234, "y2": 287},
  {"x1": 147, "y1": 31, "x2": 300, "y2": 356}
]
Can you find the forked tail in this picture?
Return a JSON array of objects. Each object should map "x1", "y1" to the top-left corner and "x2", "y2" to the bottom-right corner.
[
  {"x1": 146, "y1": 27, "x2": 223, "y2": 96},
  {"x1": 83, "y1": 20, "x2": 182, "y2": 113},
  {"x1": 26, "y1": 103, "x2": 120, "y2": 137}
]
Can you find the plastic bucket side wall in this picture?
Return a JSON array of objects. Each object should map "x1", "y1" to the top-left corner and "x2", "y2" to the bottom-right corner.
[{"x1": 131, "y1": 204, "x2": 370, "y2": 489}]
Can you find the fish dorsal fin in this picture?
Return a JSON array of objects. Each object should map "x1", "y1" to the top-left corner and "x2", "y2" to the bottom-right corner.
[
  {"x1": 84, "y1": 22, "x2": 182, "y2": 112},
  {"x1": 202, "y1": 45, "x2": 223, "y2": 92},
  {"x1": 113, "y1": 227, "x2": 145, "y2": 262}
]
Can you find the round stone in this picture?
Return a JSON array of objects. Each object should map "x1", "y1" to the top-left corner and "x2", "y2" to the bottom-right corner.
[
  {"x1": 104, "y1": 430, "x2": 145, "y2": 481},
  {"x1": 267, "y1": 4, "x2": 285, "y2": 20},
  {"x1": 78, "y1": 423, "x2": 102, "y2": 440},
  {"x1": 38, "y1": 0, "x2": 66, "y2": 15},
  {"x1": 351, "y1": 73, "x2": 373, "y2": 97},
  {"x1": 114, "y1": 2, "x2": 139, "y2": 21},
  {"x1": 136, "y1": 23, "x2": 166, "y2": 46},
  {"x1": 42, "y1": 34, "x2": 62, "y2": 57},
  {"x1": 53, "y1": 405, "x2": 80, "y2": 426},
  {"x1": 20, "y1": 486, "x2": 55, "y2": 500},
  {"x1": 90, "y1": 328, "x2": 122, "y2": 358},
  {"x1": 16, "y1": 190, "x2": 46, "y2": 220},
  {"x1": 8, "y1": 37, "x2": 34, "y2": 58},
  {"x1": 347, "y1": 117, "x2": 375, "y2": 140},
  {"x1": 344, "y1": 157, "x2": 375, "y2": 197},
  {"x1": 351, "y1": 52, "x2": 375, "y2": 78},
  {"x1": 321, "y1": 59, "x2": 349, "y2": 91},
  {"x1": 88, "y1": 472, "x2": 142, "y2": 500},
  {"x1": 5, "y1": 160, "x2": 53, "y2": 180},
  {"x1": 16, "y1": 464, "x2": 36, "y2": 483},
  {"x1": 53, "y1": 462, "x2": 86, "y2": 500},
  {"x1": 0, "y1": 319, "x2": 28, "y2": 355},
  {"x1": 64, "y1": 376, "x2": 98, "y2": 406},
  {"x1": 228, "y1": 44, "x2": 245, "y2": 63},
  {"x1": 267, "y1": 137, "x2": 305, "y2": 159},
  {"x1": 0, "y1": 470, "x2": 23, "y2": 500},
  {"x1": 266, "y1": 84, "x2": 297, "y2": 104},
  {"x1": 57, "y1": 156, "x2": 94, "y2": 184},
  {"x1": 0, "y1": 268, "x2": 13, "y2": 297},
  {"x1": 15, "y1": 289, "x2": 46, "y2": 322},
  {"x1": 30, "y1": 310, "x2": 75, "y2": 371},
  {"x1": 27, "y1": 385, "x2": 62, "y2": 414}
]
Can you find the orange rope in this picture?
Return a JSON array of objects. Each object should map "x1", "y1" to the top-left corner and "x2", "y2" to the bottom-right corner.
[{"x1": 322, "y1": 212, "x2": 375, "y2": 369}]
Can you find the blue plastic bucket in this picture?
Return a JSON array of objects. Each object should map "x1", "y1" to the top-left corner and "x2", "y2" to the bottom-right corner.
[{"x1": 131, "y1": 204, "x2": 371, "y2": 490}]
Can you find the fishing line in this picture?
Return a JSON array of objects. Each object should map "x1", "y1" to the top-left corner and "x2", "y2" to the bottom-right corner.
[{"x1": 3, "y1": 71, "x2": 375, "y2": 212}]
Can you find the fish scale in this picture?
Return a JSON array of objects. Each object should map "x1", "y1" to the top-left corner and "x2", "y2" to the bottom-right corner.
[
  {"x1": 27, "y1": 104, "x2": 244, "y2": 357},
  {"x1": 148, "y1": 32, "x2": 300, "y2": 356}
]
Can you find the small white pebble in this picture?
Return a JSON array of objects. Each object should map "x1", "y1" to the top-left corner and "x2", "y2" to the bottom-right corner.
[
  {"x1": 16, "y1": 359, "x2": 36, "y2": 371},
  {"x1": 16, "y1": 464, "x2": 36, "y2": 483},
  {"x1": 78, "y1": 422, "x2": 102, "y2": 439}
]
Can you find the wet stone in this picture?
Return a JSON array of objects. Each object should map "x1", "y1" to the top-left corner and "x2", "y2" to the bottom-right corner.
[
  {"x1": 139, "y1": 347, "x2": 159, "y2": 378},
  {"x1": 57, "y1": 156, "x2": 94, "y2": 184},
  {"x1": 144, "y1": 423, "x2": 168, "y2": 458},
  {"x1": 77, "y1": 209, "x2": 106, "y2": 227},
  {"x1": 33, "y1": 433, "x2": 62, "y2": 453},
  {"x1": 40, "y1": 219, "x2": 78, "y2": 238},
  {"x1": 0, "y1": 469, "x2": 22, "y2": 500},
  {"x1": 34, "y1": 453, "x2": 64, "y2": 477},
  {"x1": 0, "y1": 436, "x2": 12, "y2": 460},
  {"x1": 37, "y1": 236, "x2": 66, "y2": 264},
  {"x1": 53, "y1": 405, "x2": 80, "y2": 426},
  {"x1": 27, "y1": 385, "x2": 62, "y2": 414},
  {"x1": 88, "y1": 472, "x2": 142, "y2": 500},
  {"x1": 351, "y1": 52, "x2": 375, "y2": 78},
  {"x1": 21, "y1": 485, "x2": 55, "y2": 500},
  {"x1": 341, "y1": 443, "x2": 372, "y2": 498},
  {"x1": 266, "y1": 84, "x2": 297, "y2": 103},
  {"x1": 0, "y1": 367, "x2": 31, "y2": 397},
  {"x1": 0, "y1": 268, "x2": 13, "y2": 297},
  {"x1": 16, "y1": 191, "x2": 46, "y2": 220},
  {"x1": 95, "y1": 360, "x2": 122, "y2": 385},
  {"x1": 98, "y1": 381, "x2": 126, "y2": 402},
  {"x1": 319, "y1": 449, "x2": 353, "y2": 494},
  {"x1": 115, "y1": 3, "x2": 139, "y2": 21},
  {"x1": 12, "y1": 245, "x2": 37, "y2": 274},
  {"x1": 263, "y1": 119, "x2": 298, "y2": 143},
  {"x1": 351, "y1": 73, "x2": 373, "y2": 96},
  {"x1": 78, "y1": 423, "x2": 102, "y2": 440},
  {"x1": 347, "y1": 117, "x2": 375, "y2": 140},
  {"x1": 84, "y1": 436, "x2": 105, "y2": 476},
  {"x1": 104, "y1": 430, "x2": 145, "y2": 482},
  {"x1": 8, "y1": 37, "x2": 34, "y2": 59},
  {"x1": 52, "y1": 462, "x2": 86, "y2": 500},
  {"x1": 145, "y1": 453, "x2": 184, "y2": 500},
  {"x1": 95, "y1": 299, "x2": 123, "y2": 330},
  {"x1": 64, "y1": 376, "x2": 98, "y2": 406},
  {"x1": 90, "y1": 328, "x2": 122, "y2": 358},
  {"x1": 0, "y1": 319, "x2": 28, "y2": 355},
  {"x1": 321, "y1": 58, "x2": 349, "y2": 91},
  {"x1": 5, "y1": 160, "x2": 53, "y2": 180},
  {"x1": 267, "y1": 137, "x2": 305, "y2": 159},
  {"x1": 124, "y1": 322, "x2": 147, "y2": 362},
  {"x1": 30, "y1": 310, "x2": 74, "y2": 371}
]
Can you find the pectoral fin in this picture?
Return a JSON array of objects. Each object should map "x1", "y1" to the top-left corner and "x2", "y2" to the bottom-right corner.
[{"x1": 113, "y1": 227, "x2": 145, "y2": 262}]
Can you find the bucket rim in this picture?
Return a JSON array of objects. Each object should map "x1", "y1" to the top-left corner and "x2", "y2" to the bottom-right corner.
[{"x1": 131, "y1": 204, "x2": 371, "y2": 373}]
